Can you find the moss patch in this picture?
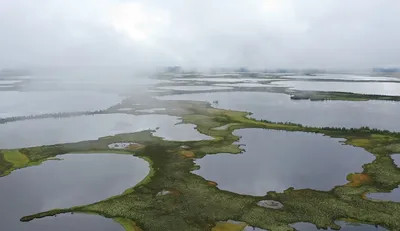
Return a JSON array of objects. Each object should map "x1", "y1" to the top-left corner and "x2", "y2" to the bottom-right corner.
[
  {"x1": 212, "y1": 221, "x2": 247, "y2": 231},
  {"x1": 2, "y1": 98, "x2": 400, "y2": 231}
]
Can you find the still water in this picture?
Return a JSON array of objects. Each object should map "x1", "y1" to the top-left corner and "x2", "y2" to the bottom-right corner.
[
  {"x1": 271, "y1": 81, "x2": 400, "y2": 96},
  {"x1": 0, "y1": 90, "x2": 124, "y2": 118},
  {"x1": 282, "y1": 74, "x2": 399, "y2": 81},
  {"x1": 292, "y1": 222, "x2": 387, "y2": 231},
  {"x1": 158, "y1": 92, "x2": 400, "y2": 131},
  {"x1": 0, "y1": 153, "x2": 149, "y2": 231},
  {"x1": 0, "y1": 114, "x2": 211, "y2": 149},
  {"x1": 173, "y1": 78, "x2": 268, "y2": 83},
  {"x1": 194, "y1": 129, "x2": 374, "y2": 195},
  {"x1": 156, "y1": 85, "x2": 233, "y2": 91}
]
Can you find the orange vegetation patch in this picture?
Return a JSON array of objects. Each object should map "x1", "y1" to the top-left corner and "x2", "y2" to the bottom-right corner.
[
  {"x1": 180, "y1": 150, "x2": 195, "y2": 158},
  {"x1": 169, "y1": 189, "x2": 181, "y2": 196},
  {"x1": 361, "y1": 192, "x2": 368, "y2": 200},
  {"x1": 128, "y1": 143, "x2": 145, "y2": 150},
  {"x1": 208, "y1": 181, "x2": 218, "y2": 187},
  {"x1": 346, "y1": 173, "x2": 372, "y2": 186}
]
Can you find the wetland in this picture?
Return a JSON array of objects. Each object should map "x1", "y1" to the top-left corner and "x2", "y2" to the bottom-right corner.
[{"x1": 1, "y1": 71, "x2": 400, "y2": 231}]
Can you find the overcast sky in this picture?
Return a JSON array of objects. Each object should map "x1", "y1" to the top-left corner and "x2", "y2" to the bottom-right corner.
[{"x1": 1, "y1": 0, "x2": 399, "y2": 69}]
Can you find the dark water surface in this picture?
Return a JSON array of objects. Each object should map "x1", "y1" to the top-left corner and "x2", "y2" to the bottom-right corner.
[
  {"x1": 158, "y1": 92, "x2": 400, "y2": 131},
  {"x1": 0, "y1": 90, "x2": 124, "y2": 118},
  {"x1": 272, "y1": 81, "x2": 400, "y2": 96},
  {"x1": 0, "y1": 114, "x2": 210, "y2": 149},
  {"x1": 0, "y1": 154, "x2": 149, "y2": 231},
  {"x1": 292, "y1": 222, "x2": 388, "y2": 231},
  {"x1": 194, "y1": 129, "x2": 374, "y2": 195}
]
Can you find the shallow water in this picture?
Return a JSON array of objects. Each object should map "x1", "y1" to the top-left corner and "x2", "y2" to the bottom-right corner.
[
  {"x1": 0, "y1": 91, "x2": 124, "y2": 117},
  {"x1": 156, "y1": 85, "x2": 233, "y2": 91},
  {"x1": 173, "y1": 78, "x2": 268, "y2": 83},
  {"x1": 272, "y1": 81, "x2": 400, "y2": 96},
  {"x1": 393, "y1": 154, "x2": 400, "y2": 167},
  {"x1": 282, "y1": 74, "x2": 400, "y2": 81},
  {"x1": 367, "y1": 188, "x2": 400, "y2": 202},
  {"x1": 154, "y1": 123, "x2": 212, "y2": 141},
  {"x1": 0, "y1": 114, "x2": 211, "y2": 149},
  {"x1": 0, "y1": 153, "x2": 148, "y2": 231},
  {"x1": 292, "y1": 221, "x2": 388, "y2": 231},
  {"x1": 194, "y1": 129, "x2": 374, "y2": 195},
  {"x1": 136, "y1": 108, "x2": 166, "y2": 113},
  {"x1": 0, "y1": 80, "x2": 23, "y2": 85},
  {"x1": 214, "y1": 83, "x2": 269, "y2": 87},
  {"x1": 158, "y1": 92, "x2": 400, "y2": 131}
]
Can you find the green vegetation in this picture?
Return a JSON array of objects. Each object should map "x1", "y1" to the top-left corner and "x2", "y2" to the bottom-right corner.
[
  {"x1": 290, "y1": 91, "x2": 400, "y2": 101},
  {"x1": 1, "y1": 98, "x2": 400, "y2": 231}
]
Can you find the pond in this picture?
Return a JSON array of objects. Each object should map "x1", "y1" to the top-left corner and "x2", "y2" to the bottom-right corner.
[
  {"x1": 194, "y1": 129, "x2": 374, "y2": 195},
  {"x1": 0, "y1": 90, "x2": 124, "y2": 118},
  {"x1": 292, "y1": 222, "x2": 388, "y2": 231},
  {"x1": 271, "y1": 81, "x2": 400, "y2": 96},
  {"x1": 158, "y1": 92, "x2": 400, "y2": 132},
  {"x1": 0, "y1": 153, "x2": 149, "y2": 231},
  {"x1": 367, "y1": 188, "x2": 400, "y2": 202},
  {"x1": 0, "y1": 114, "x2": 211, "y2": 149}
]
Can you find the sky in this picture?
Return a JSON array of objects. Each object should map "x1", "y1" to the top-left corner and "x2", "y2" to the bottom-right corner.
[{"x1": 0, "y1": 0, "x2": 399, "y2": 69}]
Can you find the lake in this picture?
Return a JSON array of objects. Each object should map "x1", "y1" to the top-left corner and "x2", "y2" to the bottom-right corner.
[
  {"x1": 271, "y1": 81, "x2": 400, "y2": 96},
  {"x1": 194, "y1": 129, "x2": 374, "y2": 195},
  {"x1": 0, "y1": 114, "x2": 211, "y2": 149},
  {"x1": 156, "y1": 85, "x2": 233, "y2": 91},
  {"x1": 0, "y1": 91, "x2": 124, "y2": 118},
  {"x1": 158, "y1": 92, "x2": 400, "y2": 131},
  {"x1": 0, "y1": 153, "x2": 149, "y2": 231},
  {"x1": 281, "y1": 74, "x2": 400, "y2": 81}
]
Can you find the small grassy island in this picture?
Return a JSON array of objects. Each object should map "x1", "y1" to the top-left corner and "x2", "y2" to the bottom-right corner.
[{"x1": 1, "y1": 97, "x2": 400, "y2": 231}]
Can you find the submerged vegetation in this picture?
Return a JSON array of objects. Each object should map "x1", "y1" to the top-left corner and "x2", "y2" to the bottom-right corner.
[{"x1": 1, "y1": 97, "x2": 400, "y2": 231}]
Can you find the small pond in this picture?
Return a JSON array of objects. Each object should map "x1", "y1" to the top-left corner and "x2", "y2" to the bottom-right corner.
[
  {"x1": 292, "y1": 221, "x2": 388, "y2": 231},
  {"x1": 194, "y1": 129, "x2": 374, "y2": 195},
  {"x1": 0, "y1": 153, "x2": 149, "y2": 231},
  {"x1": 367, "y1": 188, "x2": 400, "y2": 202}
]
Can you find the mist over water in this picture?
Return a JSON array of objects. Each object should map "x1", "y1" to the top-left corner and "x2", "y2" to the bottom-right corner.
[{"x1": 1, "y1": 0, "x2": 400, "y2": 230}]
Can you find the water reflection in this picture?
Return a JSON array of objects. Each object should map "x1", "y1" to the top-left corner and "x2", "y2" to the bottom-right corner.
[
  {"x1": 0, "y1": 114, "x2": 211, "y2": 149},
  {"x1": 156, "y1": 85, "x2": 233, "y2": 91},
  {"x1": 194, "y1": 129, "x2": 374, "y2": 195},
  {"x1": 0, "y1": 154, "x2": 148, "y2": 231},
  {"x1": 158, "y1": 92, "x2": 400, "y2": 131},
  {"x1": 282, "y1": 74, "x2": 399, "y2": 81},
  {"x1": 393, "y1": 154, "x2": 400, "y2": 167},
  {"x1": 173, "y1": 78, "x2": 267, "y2": 83},
  {"x1": 367, "y1": 188, "x2": 400, "y2": 202},
  {"x1": 292, "y1": 222, "x2": 387, "y2": 231},
  {"x1": 215, "y1": 83, "x2": 268, "y2": 87},
  {"x1": 0, "y1": 91, "x2": 124, "y2": 118},
  {"x1": 26, "y1": 214, "x2": 124, "y2": 231}
]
